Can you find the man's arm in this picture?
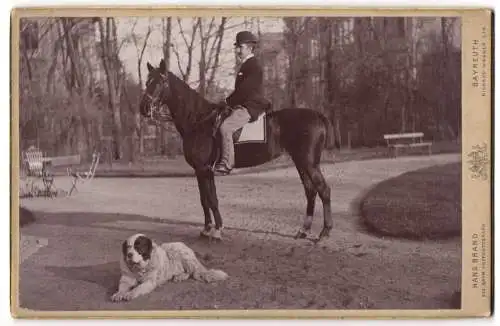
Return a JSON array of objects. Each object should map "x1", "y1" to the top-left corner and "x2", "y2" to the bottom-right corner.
[{"x1": 226, "y1": 60, "x2": 263, "y2": 106}]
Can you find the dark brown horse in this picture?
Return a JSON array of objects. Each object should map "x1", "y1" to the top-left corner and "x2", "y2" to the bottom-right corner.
[{"x1": 139, "y1": 59, "x2": 335, "y2": 242}]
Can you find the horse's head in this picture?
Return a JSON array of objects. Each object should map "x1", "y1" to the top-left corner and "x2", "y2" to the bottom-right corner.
[{"x1": 139, "y1": 59, "x2": 171, "y2": 121}]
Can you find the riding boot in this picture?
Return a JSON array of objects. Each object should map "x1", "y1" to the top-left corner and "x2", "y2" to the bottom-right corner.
[
  {"x1": 214, "y1": 129, "x2": 233, "y2": 174},
  {"x1": 214, "y1": 108, "x2": 251, "y2": 175}
]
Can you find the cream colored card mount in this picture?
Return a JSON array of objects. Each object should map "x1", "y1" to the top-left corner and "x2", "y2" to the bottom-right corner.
[{"x1": 10, "y1": 6, "x2": 493, "y2": 319}]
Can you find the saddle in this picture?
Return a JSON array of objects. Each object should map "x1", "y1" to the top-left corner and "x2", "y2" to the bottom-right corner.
[
  {"x1": 211, "y1": 103, "x2": 270, "y2": 143},
  {"x1": 209, "y1": 103, "x2": 271, "y2": 171}
]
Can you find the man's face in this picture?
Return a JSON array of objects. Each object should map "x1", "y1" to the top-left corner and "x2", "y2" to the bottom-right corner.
[{"x1": 235, "y1": 43, "x2": 252, "y2": 61}]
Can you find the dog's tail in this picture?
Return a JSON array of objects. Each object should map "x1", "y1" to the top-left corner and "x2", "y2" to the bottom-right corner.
[{"x1": 197, "y1": 269, "x2": 229, "y2": 283}]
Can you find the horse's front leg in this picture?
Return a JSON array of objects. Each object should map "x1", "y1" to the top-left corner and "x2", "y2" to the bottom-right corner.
[
  {"x1": 207, "y1": 171, "x2": 224, "y2": 241},
  {"x1": 196, "y1": 172, "x2": 213, "y2": 237}
]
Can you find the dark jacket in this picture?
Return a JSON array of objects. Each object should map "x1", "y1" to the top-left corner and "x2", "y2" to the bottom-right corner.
[{"x1": 225, "y1": 56, "x2": 270, "y2": 122}]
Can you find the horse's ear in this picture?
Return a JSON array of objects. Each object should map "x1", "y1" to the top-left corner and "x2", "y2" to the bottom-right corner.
[
  {"x1": 159, "y1": 59, "x2": 166, "y2": 72},
  {"x1": 147, "y1": 62, "x2": 153, "y2": 72}
]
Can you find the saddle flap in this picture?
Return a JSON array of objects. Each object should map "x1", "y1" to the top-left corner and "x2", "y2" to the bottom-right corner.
[
  {"x1": 213, "y1": 110, "x2": 266, "y2": 144},
  {"x1": 235, "y1": 113, "x2": 266, "y2": 144}
]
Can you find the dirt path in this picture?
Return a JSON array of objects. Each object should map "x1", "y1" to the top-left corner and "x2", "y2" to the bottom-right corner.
[{"x1": 17, "y1": 154, "x2": 462, "y2": 311}]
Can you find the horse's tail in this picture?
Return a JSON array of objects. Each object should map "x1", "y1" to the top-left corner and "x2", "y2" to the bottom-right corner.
[{"x1": 319, "y1": 112, "x2": 337, "y2": 150}]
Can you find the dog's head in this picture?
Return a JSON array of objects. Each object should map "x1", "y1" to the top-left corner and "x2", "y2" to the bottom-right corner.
[{"x1": 122, "y1": 233, "x2": 153, "y2": 271}]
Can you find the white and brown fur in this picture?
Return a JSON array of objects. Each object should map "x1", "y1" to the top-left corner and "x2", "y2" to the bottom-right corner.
[{"x1": 111, "y1": 233, "x2": 228, "y2": 302}]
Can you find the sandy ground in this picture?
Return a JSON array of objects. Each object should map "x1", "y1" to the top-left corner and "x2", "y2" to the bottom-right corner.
[{"x1": 17, "y1": 154, "x2": 462, "y2": 311}]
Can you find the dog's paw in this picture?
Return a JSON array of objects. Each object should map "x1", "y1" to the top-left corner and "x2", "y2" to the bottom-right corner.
[
  {"x1": 121, "y1": 291, "x2": 137, "y2": 301},
  {"x1": 172, "y1": 273, "x2": 190, "y2": 283},
  {"x1": 110, "y1": 291, "x2": 128, "y2": 302}
]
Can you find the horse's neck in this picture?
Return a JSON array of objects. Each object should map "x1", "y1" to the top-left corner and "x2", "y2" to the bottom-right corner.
[{"x1": 164, "y1": 75, "x2": 214, "y2": 135}]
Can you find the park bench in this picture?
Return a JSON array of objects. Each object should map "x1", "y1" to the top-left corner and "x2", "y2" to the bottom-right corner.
[{"x1": 383, "y1": 132, "x2": 432, "y2": 157}]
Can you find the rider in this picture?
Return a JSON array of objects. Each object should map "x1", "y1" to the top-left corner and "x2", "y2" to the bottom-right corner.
[{"x1": 214, "y1": 31, "x2": 271, "y2": 175}]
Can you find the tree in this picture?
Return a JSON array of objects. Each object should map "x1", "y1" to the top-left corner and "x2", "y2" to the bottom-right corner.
[
  {"x1": 97, "y1": 17, "x2": 124, "y2": 160},
  {"x1": 130, "y1": 18, "x2": 153, "y2": 156}
]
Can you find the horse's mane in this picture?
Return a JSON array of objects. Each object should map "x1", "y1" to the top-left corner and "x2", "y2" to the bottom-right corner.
[{"x1": 166, "y1": 71, "x2": 216, "y2": 129}]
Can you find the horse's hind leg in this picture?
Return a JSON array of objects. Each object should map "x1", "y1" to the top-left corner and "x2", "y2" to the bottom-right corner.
[
  {"x1": 196, "y1": 173, "x2": 213, "y2": 237},
  {"x1": 307, "y1": 166, "x2": 332, "y2": 241},
  {"x1": 294, "y1": 167, "x2": 317, "y2": 239}
]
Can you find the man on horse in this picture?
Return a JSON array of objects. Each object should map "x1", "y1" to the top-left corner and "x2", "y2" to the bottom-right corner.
[{"x1": 214, "y1": 31, "x2": 271, "y2": 176}]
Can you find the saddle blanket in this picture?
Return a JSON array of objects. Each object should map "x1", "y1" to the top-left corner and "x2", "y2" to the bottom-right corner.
[{"x1": 235, "y1": 113, "x2": 266, "y2": 144}]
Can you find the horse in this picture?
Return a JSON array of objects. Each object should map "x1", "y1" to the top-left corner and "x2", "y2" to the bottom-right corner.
[{"x1": 139, "y1": 59, "x2": 335, "y2": 243}]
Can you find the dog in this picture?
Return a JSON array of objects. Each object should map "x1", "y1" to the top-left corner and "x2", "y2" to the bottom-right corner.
[{"x1": 111, "y1": 233, "x2": 228, "y2": 302}]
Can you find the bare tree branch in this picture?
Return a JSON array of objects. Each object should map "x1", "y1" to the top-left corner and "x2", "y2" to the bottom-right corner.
[
  {"x1": 137, "y1": 24, "x2": 152, "y2": 87},
  {"x1": 207, "y1": 17, "x2": 227, "y2": 91},
  {"x1": 171, "y1": 44, "x2": 187, "y2": 80}
]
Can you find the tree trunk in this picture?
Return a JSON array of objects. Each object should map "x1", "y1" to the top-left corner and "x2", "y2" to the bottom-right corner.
[
  {"x1": 135, "y1": 22, "x2": 152, "y2": 157},
  {"x1": 98, "y1": 18, "x2": 123, "y2": 160},
  {"x1": 324, "y1": 20, "x2": 342, "y2": 147},
  {"x1": 198, "y1": 19, "x2": 207, "y2": 97},
  {"x1": 61, "y1": 18, "x2": 84, "y2": 93},
  {"x1": 440, "y1": 17, "x2": 449, "y2": 140},
  {"x1": 284, "y1": 18, "x2": 300, "y2": 107},
  {"x1": 152, "y1": 17, "x2": 173, "y2": 156}
]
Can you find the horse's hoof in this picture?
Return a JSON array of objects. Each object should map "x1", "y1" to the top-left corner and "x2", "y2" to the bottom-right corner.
[
  {"x1": 294, "y1": 228, "x2": 310, "y2": 239},
  {"x1": 318, "y1": 228, "x2": 331, "y2": 240},
  {"x1": 209, "y1": 228, "x2": 223, "y2": 242},
  {"x1": 312, "y1": 237, "x2": 322, "y2": 244},
  {"x1": 200, "y1": 225, "x2": 214, "y2": 238},
  {"x1": 294, "y1": 232, "x2": 307, "y2": 239}
]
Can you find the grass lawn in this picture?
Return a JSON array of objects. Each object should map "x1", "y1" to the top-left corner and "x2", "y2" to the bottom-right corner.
[{"x1": 359, "y1": 162, "x2": 461, "y2": 240}]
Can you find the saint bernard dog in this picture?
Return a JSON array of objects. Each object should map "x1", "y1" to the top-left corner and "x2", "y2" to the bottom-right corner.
[{"x1": 111, "y1": 233, "x2": 228, "y2": 302}]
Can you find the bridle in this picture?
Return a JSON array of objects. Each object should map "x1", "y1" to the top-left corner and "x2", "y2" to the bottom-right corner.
[
  {"x1": 141, "y1": 68, "x2": 230, "y2": 134},
  {"x1": 143, "y1": 71, "x2": 172, "y2": 123}
]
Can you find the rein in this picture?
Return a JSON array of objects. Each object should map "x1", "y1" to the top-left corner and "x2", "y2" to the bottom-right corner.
[{"x1": 146, "y1": 72, "x2": 226, "y2": 134}]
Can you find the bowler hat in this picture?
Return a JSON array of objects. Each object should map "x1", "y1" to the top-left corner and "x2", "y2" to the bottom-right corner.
[{"x1": 234, "y1": 31, "x2": 258, "y2": 46}]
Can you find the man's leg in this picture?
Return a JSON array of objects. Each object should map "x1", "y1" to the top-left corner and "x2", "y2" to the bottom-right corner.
[{"x1": 216, "y1": 107, "x2": 251, "y2": 173}]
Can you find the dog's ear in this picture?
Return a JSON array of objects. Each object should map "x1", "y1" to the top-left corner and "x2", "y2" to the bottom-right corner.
[
  {"x1": 134, "y1": 236, "x2": 153, "y2": 260},
  {"x1": 122, "y1": 241, "x2": 128, "y2": 257},
  {"x1": 147, "y1": 62, "x2": 154, "y2": 73}
]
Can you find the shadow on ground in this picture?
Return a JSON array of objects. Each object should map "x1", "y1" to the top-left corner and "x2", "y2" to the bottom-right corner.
[
  {"x1": 19, "y1": 206, "x2": 36, "y2": 227},
  {"x1": 45, "y1": 262, "x2": 119, "y2": 297},
  {"x1": 27, "y1": 209, "x2": 302, "y2": 242}
]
